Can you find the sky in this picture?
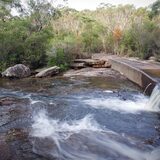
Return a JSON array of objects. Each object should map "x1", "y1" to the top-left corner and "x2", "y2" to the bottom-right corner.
[
  {"x1": 66, "y1": 0, "x2": 156, "y2": 10},
  {"x1": 11, "y1": 0, "x2": 156, "y2": 15}
]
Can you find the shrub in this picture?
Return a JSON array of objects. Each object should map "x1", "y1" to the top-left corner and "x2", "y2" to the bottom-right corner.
[
  {"x1": 0, "y1": 18, "x2": 53, "y2": 70},
  {"x1": 48, "y1": 48, "x2": 70, "y2": 71}
]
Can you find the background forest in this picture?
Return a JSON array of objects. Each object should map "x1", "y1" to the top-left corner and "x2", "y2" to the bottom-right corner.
[{"x1": 0, "y1": 0, "x2": 160, "y2": 71}]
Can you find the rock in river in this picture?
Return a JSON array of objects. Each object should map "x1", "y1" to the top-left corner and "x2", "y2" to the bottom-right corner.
[
  {"x1": 2, "y1": 64, "x2": 31, "y2": 78},
  {"x1": 35, "y1": 66, "x2": 60, "y2": 78},
  {"x1": 0, "y1": 97, "x2": 29, "y2": 106},
  {"x1": 0, "y1": 135, "x2": 11, "y2": 160}
]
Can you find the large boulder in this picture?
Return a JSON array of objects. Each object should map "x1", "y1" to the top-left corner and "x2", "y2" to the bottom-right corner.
[
  {"x1": 35, "y1": 66, "x2": 60, "y2": 78},
  {"x1": 2, "y1": 64, "x2": 31, "y2": 78}
]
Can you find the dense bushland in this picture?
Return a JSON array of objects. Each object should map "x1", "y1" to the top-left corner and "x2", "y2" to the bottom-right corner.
[{"x1": 0, "y1": 0, "x2": 160, "y2": 71}]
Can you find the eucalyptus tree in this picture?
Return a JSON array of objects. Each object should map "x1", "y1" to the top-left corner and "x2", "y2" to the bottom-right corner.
[{"x1": 26, "y1": 0, "x2": 61, "y2": 31}]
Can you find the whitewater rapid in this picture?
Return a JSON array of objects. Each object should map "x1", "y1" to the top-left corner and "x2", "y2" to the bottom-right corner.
[
  {"x1": 29, "y1": 85, "x2": 160, "y2": 160},
  {"x1": 31, "y1": 107, "x2": 160, "y2": 160}
]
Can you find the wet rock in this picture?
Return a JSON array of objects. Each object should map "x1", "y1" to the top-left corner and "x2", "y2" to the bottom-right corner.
[
  {"x1": 155, "y1": 125, "x2": 160, "y2": 132},
  {"x1": 0, "y1": 117, "x2": 32, "y2": 133},
  {"x1": 2, "y1": 64, "x2": 31, "y2": 78},
  {"x1": 35, "y1": 66, "x2": 60, "y2": 78},
  {"x1": 144, "y1": 139, "x2": 155, "y2": 145},
  {"x1": 6, "y1": 129, "x2": 27, "y2": 142},
  {"x1": 0, "y1": 97, "x2": 19, "y2": 106},
  {"x1": 0, "y1": 135, "x2": 11, "y2": 160},
  {"x1": 31, "y1": 137, "x2": 57, "y2": 159},
  {"x1": 0, "y1": 97, "x2": 29, "y2": 106}
]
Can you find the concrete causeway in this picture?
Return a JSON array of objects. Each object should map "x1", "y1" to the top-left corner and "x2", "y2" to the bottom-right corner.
[{"x1": 92, "y1": 54, "x2": 160, "y2": 95}]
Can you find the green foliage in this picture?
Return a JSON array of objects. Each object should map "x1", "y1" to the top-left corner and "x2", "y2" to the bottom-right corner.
[
  {"x1": 0, "y1": 0, "x2": 55, "y2": 71},
  {"x1": 119, "y1": 20, "x2": 160, "y2": 59},
  {"x1": 120, "y1": 30, "x2": 136, "y2": 56},
  {"x1": 48, "y1": 48, "x2": 70, "y2": 71},
  {"x1": 0, "y1": 18, "x2": 53, "y2": 70},
  {"x1": 149, "y1": 0, "x2": 160, "y2": 18},
  {"x1": 49, "y1": 31, "x2": 84, "y2": 59},
  {"x1": 81, "y1": 19, "x2": 103, "y2": 52},
  {"x1": 0, "y1": 0, "x2": 160, "y2": 72},
  {"x1": 24, "y1": 27, "x2": 53, "y2": 68}
]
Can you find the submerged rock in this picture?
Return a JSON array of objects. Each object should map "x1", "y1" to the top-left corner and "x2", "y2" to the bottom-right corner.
[
  {"x1": 0, "y1": 97, "x2": 17, "y2": 106},
  {"x1": 2, "y1": 64, "x2": 31, "y2": 78},
  {"x1": 6, "y1": 128, "x2": 27, "y2": 142},
  {"x1": 0, "y1": 135, "x2": 11, "y2": 160},
  {"x1": 35, "y1": 66, "x2": 60, "y2": 78},
  {"x1": 0, "y1": 97, "x2": 29, "y2": 106}
]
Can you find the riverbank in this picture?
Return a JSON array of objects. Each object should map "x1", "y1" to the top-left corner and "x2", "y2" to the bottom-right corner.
[{"x1": 1, "y1": 54, "x2": 160, "y2": 95}]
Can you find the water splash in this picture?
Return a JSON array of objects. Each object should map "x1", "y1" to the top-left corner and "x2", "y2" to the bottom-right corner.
[
  {"x1": 147, "y1": 85, "x2": 160, "y2": 111},
  {"x1": 31, "y1": 110, "x2": 102, "y2": 139},
  {"x1": 83, "y1": 95, "x2": 150, "y2": 113},
  {"x1": 31, "y1": 110, "x2": 160, "y2": 160}
]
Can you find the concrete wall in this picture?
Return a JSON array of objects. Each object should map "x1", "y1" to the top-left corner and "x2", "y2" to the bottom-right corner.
[{"x1": 110, "y1": 59, "x2": 157, "y2": 95}]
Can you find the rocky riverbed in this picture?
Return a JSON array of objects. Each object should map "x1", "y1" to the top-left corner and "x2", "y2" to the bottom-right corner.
[
  {"x1": 0, "y1": 73, "x2": 160, "y2": 160},
  {"x1": 0, "y1": 55, "x2": 160, "y2": 160}
]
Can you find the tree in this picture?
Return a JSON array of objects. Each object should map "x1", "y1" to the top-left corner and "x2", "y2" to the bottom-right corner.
[
  {"x1": 26, "y1": 0, "x2": 60, "y2": 32},
  {"x1": 0, "y1": 0, "x2": 57, "y2": 70},
  {"x1": 149, "y1": 0, "x2": 160, "y2": 18}
]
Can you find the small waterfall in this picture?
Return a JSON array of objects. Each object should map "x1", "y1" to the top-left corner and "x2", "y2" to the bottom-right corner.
[{"x1": 148, "y1": 85, "x2": 160, "y2": 111}]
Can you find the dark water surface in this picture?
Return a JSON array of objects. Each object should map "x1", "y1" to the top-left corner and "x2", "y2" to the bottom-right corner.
[{"x1": 0, "y1": 76, "x2": 160, "y2": 160}]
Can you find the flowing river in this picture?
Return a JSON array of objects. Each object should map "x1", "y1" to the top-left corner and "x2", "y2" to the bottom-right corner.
[{"x1": 0, "y1": 76, "x2": 160, "y2": 160}]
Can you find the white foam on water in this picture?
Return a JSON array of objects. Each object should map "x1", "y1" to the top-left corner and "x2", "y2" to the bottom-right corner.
[
  {"x1": 83, "y1": 95, "x2": 152, "y2": 113},
  {"x1": 147, "y1": 85, "x2": 160, "y2": 111},
  {"x1": 31, "y1": 110, "x2": 160, "y2": 160},
  {"x1": 23, "y1": 94, "x2": 43, "y2": 105},
  {"x1": 30, "y1": 100, "x2": 43, "y2": 105},
  {"x1": 103, "y1": 90, "x2": 114, "y2": 93},
  {"x1": 31, "y1": 110, "x2": 102, "y2": 139},
  {"x1": 23, "y1": 93, "x2": 32, "y2": 99}
]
